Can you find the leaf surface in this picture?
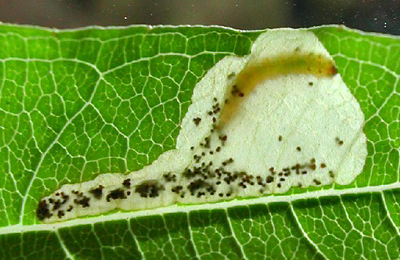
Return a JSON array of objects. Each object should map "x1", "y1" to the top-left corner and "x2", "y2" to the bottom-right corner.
[{"x1": 0, "y1": 24, "x2": 399, "y2": 259}]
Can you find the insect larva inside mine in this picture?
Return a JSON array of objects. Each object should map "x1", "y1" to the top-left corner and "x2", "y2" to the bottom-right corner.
[{"x1": 218, "y1": 53, "x2": 338, "y2": 129}]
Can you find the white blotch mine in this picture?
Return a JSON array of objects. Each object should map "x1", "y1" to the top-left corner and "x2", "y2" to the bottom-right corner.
[{"x1": 37, "y1": 29, "x2": 367, "y2": 223}]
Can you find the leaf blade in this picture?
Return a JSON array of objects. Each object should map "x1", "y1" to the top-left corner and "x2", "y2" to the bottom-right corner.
[{"x1": 0, "y1": 24, "x2": 399, "y2": 259}]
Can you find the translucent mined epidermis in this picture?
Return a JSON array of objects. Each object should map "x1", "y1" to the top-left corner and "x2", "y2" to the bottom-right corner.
[
  {"x1": 37, "y1": 29, "x2": 368, "y2": 223},
  {"x1": 218, "y1": 52, "x2": 338, "y2": 128}
]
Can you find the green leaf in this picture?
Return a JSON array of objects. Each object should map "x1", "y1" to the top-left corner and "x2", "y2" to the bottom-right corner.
[{"x1": 0, "y1": 23, "x2": 399, "y2": 259}]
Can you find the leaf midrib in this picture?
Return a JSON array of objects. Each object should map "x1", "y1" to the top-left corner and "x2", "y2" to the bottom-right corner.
[{"x1": 2, "y1": 181, "x2": 399, "y2": 234}]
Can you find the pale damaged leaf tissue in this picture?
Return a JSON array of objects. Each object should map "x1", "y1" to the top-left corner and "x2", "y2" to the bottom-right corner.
[{"x1": 37, "y1": 29, "x2": 367, "y2": 223}]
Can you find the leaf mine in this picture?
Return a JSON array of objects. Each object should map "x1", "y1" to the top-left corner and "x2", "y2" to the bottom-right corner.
[{"x1": 37, "y1": 29, "x2": 367, "y2": 223}]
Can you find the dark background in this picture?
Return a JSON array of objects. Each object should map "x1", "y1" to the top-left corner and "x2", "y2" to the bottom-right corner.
[{"x1": 0, "y1": 0, "x2": 399, "y2": 34}]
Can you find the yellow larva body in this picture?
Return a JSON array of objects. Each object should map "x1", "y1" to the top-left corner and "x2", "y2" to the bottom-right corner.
[{"x1": 218, "y1": 53, "x2": 338, "y2": 129}]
